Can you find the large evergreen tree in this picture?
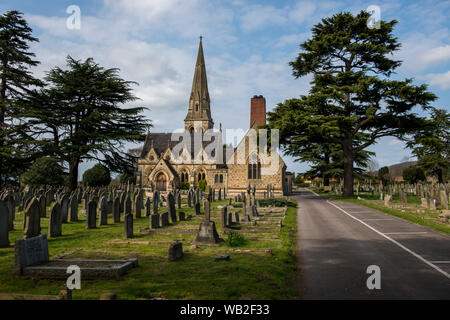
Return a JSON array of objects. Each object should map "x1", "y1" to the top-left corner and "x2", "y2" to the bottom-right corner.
[
  {"x1": 269, "y1": 11, "x2": 436, "y2": 196},
  {"x1": 0, "y1": 11, "x2": 42, "y2": 185},
  {"x1": 19, "y1": 56, "x2": 150, "y2": 191},
  {"x1": 407, "y1": 108, "x2": 449, "y2": 183},
  {"x1": 267, "y1": 97, "x2": 373, "y2": 186}
]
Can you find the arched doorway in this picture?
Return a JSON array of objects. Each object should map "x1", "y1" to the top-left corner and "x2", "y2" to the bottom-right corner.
[{"x1": 155, "y1": 172, "x2": 168, "y2": 191}]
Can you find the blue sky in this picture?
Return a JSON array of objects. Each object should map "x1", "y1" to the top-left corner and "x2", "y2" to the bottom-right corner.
[{"x1": 1, "y1": 0, "x2": 449, "y2": 177}]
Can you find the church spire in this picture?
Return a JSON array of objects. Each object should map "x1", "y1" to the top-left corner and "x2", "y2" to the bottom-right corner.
[{"x1": 185, "y1": 36, "x2": 214, "y2": 133}]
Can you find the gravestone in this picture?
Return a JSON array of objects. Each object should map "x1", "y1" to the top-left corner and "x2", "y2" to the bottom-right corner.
[
  {"x1": 384, "y1": 195, "x2": 391, "y2": 207},
  {"x1": 150, "y1": 214, "x2": 160, "y2": 229},
  {"x1": 430, "y1": 199, "x2": 437, "y2": 210},
  {"x1": 193, "y1": 220, "x2": 221, "y2": 245},
  {"x1": 134, "y1": 194, "x2": 142, "y2": 218},
  {"x1": 168, "y1": 242, "x2": 183, "y2": 261},
  {"x1": 0, "y1": 200, "x2": 9, "y2": 247},
  {"x1": 60, "y1": 195, "x2": 69, "y2": 223},
  {"x1": 99, "y1": 197, "x2": 108, "y2": 226},
  {"x1": 194, "y1": 202, "x2": 200, "y2": 215},
  {"x1": 69, "y1": 195, "x2": 78, "y2": 222},
  {"x1": 421, "y1": 197, "x2": 428, "y2": 208},
  {"x1": 439, "y1": 190, "x2": 448, "y2": 210},
  {"x1": 86, "y1": 200, "x2": 97, "y2": 229},
  {"x1": 23, "y1": 198, "x2": 41, "y2": 239},
  {"x1": 14, "y1": 234, "x2": 49, "y2": 274},
  {"x1": 218, "y1": 189, "x2": 222, "y2": 201},
  {"x1": 38, "y1": 196, "x2": 46, "y2": 218},
  {"x1": 233, "y1": 212, "x2": 239, "y2": 223},
  {"x1": 227, "y1": 212, "x2": 233, "y2": 226},
  {"x1": 167, "y1": 193, "x2": 177, "y2": 223},
  {"x1": 178, "y1": 211, "x2": 186, "y2": 221},
  {"x1": 145, "y1": 197, "x2": 151, "y2": 216},
  {"x1": 187, "y1": 190, "x2": 192, "y2": 208},
  {"x1": 153, "y1": 191, "x2": 159, "y2": 215},
  {"x1": 124, "y1": 195, "x2": 132, "y2": 216},
  {"x1": 124, "y1": 214, "x2": 133, "y2": 239},
  {"x1": 177, "y1": 192, "x2": 181, "y2": 209},
  {"x1": 203, "y1": 199, "x2": 210, "y2": 221},
  {"x1": 221, "y1": 206, "x2": 228, "y2": 228},
  {"x1": 119, "y1": 192, "x2": 126, "y2": 214},
  {"x1": 48, "y1": 202, "x2": 62, "y2": 238},
  {"x1": 113, "y1": 197, "x2": 121, "y2": 223},
  {"x1": 251, "y1": 205, "x2": 259, "y2": 218},
  {"x1": 160, "y1": 212, "x2": 169, "y2": 227}
]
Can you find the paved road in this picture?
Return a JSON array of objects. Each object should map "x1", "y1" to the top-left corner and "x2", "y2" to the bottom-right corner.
[{"x1": 294, "y1": 189, "x2": 450, "y2": 299}]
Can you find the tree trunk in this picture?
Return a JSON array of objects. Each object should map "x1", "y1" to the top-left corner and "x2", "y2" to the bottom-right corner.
[
  {"x1": 437, "y1": 169, "x2": 443, "y2": 184},
  {"x1": 68, "y1": 158, "x2": 80, "y2": 192},
  {"x1": 323, "y1": 175, "x2": 330, "y2": 187},
  {"x1": 342, "y1": 137, "x2": 354, "y2": 197}
]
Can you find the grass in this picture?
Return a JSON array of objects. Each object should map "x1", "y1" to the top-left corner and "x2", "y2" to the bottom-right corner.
[
  {"x1": 0, "y1": 197, "x2": 299, "y2": 300},
  {"x1": 312, "y1": 188, "x2": 450, "y2": 235}
]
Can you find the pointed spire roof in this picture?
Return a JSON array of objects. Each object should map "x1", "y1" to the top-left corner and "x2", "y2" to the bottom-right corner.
[
  {"x1": 185, "y1": 37, "x2": 214, "y2": 131},
  {"x1": 191, "y1": 36, "x2": 209, "y2": 103}
]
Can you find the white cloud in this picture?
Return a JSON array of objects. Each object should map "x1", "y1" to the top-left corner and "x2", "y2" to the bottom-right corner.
[
  {"x1": 422, "y1": 70, "x2": 450, "y2": 90},
  {"x1": 421, "y1": 45, "x2": 450, "y2": 65},
  {"x1": 239, "y1": 4, "x2": 288, "y2": 32}
]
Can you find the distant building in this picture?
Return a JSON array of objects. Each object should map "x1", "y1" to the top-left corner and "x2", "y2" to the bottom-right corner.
[{"x1": 136, "y1": 38, "x2": 290, "y2": 196}]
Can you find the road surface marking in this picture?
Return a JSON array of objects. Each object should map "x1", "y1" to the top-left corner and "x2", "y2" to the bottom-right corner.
[
  {"x1": 347, "y1": 211, "x2": 374, "y2": 213},
  {"x1": 383, "y1": 232, "x2": 428, "y2": 235},
  {"x1": 326, "y1": 199, "x2": 450, "y2": 280}
]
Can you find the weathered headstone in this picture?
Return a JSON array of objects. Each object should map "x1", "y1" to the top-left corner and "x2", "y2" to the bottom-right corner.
[
  {"x1": 113, "y1": 197, "x2": 120, "y2": 223},
  {"x1": 60, "y1": 195, "x2": 69, "y2": 223},
  {"x1": 48, "y1": 202, "x2": 62, "y2": 238},
  {"x1": 38, "y1": 196, "x2": 46, "y2": 218},
  {"x1": 23, "y1": 198, "x2": 41, "y2": 239},
  {"x1": 203, "y1": 199, "x2": 210, "y2": 221},
  {"x1": 14, "y1": 234, "x2": 49, "y2": 274},
  {"x1": 168, "y1": 241, "x2": 183, "y2": 261},
  {"x1": 145, "y1": 197, "x2": 151, "y2": 217},
  {"x1": 150, "y1": 214, "x2": 160, "y2": 229},
  {"x1": 134, "y1": 194, "x2": 142, "y2": 219},
  {"x1": 0, "y1": 200, "x2": 9, "y2": 247},
  {"x1": 124, "y1": 194, "x2": 132, "y2": 217},
  {"x1": 194, "y1": 202, "x2": 200, "y2": 215},
  {"x1": 167, "y1": 193, "x2": 177, "y2": 223},
  {"x1": 193, "y1": 220, "x2": 221, "y2": 245},
  {"x1": 176, "y1": 192, "x2": 181, "y2": 209},
  {"x1": 153, "y1": 191, "x2": 159, "y2": 215},
  {"x1": 160, "y1": 212, "x2": 169, "y2": 227},
  {"x1": 178, "y1": 211, "x2": 186, "y2": 221},
  {"x1": 439, "y1": 190, "x2": 448, "y2": 210},
  {"x1": 99, "y1": 197, "x2": 108, "y2": 226},
  {"x1": 124, "y1": 214, "x2": 133, "y2": 238},
  {"x1": 421, "y1": 197, "x2": 429, "y2": 208},
  {"x1": 86, "y1": 200, "x2": 97, "y2": 229},
  {"x1": 221, "y1": 206, "x2": 228, "y2": 228},
  {"x1": 69, "y1": 195, "x2": 78, "y2": 222},
  {"x1": 384, "y1": 194, "x2": 391, "y2": 207}
]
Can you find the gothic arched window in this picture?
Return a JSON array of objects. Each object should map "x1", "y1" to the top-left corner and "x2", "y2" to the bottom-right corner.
[
  {"x1": 215, "y1": 174, "x2": 218, "y2": 183},
  {"x1": 248, "y1": 154, "x2": 261, "y2": 180},
  {"x1": 219, "y1": 174, "x2": 223, "y2": 183}
]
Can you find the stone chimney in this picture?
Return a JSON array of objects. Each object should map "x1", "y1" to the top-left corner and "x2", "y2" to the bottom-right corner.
[{"x1": 250, "y1": 95, "x2": 266, "y2": 129}]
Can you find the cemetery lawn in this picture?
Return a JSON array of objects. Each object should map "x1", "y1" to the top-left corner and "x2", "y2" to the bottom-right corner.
[
  {"x1": 313, "y1": 189, "x2": 450, "y2": 235},
  {"x1": 0, "y1": 199, "x2": 299, "y2": 300}
]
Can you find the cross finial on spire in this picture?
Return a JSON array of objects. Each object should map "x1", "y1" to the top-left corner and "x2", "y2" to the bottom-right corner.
[{"x1": 200, "y1": 35, "x2": 203, "y2": 42}]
